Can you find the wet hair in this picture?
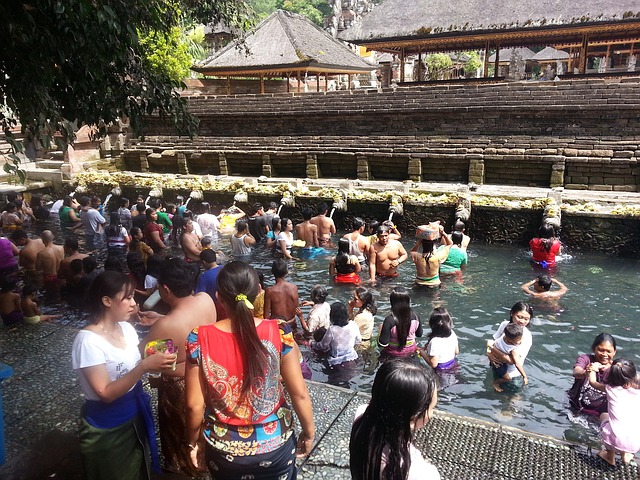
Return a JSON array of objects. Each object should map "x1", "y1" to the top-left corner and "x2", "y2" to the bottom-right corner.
[
  {"x1": 453, "y1": 220, "x2": 465, "y2": 232},
  {"x1": 420, "y1": 238, "x2": 437, "y2": 260},
  {"x1": 591, "y1": 332, "x2": 617, "y2": 352},
  {"x1": 64, "y1": 236, "x2": 79, "y2": 252},
  {"x1": 536, "y1": 224, "x2": 557, "y2": 252},
  {"x1": 280, "y1": 217, "x2": 291, "y2": 230},
  {"x1": 78, "y1": 196, "x2": 90, "y2": 208},
  {"x1": 376, "y1": 225, "x2": 390, "y2": 236},
  {"x1": 390, "y1": 287, "x2": 414, "y2": 349},
  {"x1": 350, "y1": 357, "x2": 438, "y2": 480},
  {"x1": 62, "y1": 196, "x2": 74, "y2": 207},
  {"x1": 509, "y1": 301, "x2": 533, "y2": 325},
  {"x1": 5, "y1": 192, "x2": 18, "y2": 203},
  {"x1": 104, "y1": 255, "x2": 124, "y2": 272},
  {"x1": 90, "y1": 195, "x2": 101, "y2": 207},
  {"x1": 145, "y1": 207, "x2": 156, "y2": 220},
  {"x1": 310, "y1": 285, "x2": 328, "y2": 304},
  {"x1": 335, "y1": 238, "x2": 351, "y2": 271},
  {"x1": 271, "y1": 258, "x2": 288, "y2": 279},
  {"x1": 158, "y1": 257, "x2": 194, "y2": 298},
  {"x1": 268, "y1": 201, "x2": 277, "y2": 210},
  {"x1": 216, "y1": 261, "x2": 267, "y2": 398},
  {"x1": 329, "y1": 301, "x2": 349, "y2": 327},
  {"x1": 252, "y1": 202, "x2": 263, "y2": 215},
  {"x1": 236, "y1": 219, "x2": 248, "y2": 232},
  {"x1": 271, "y1": 216, "x2": 281, "y2": 232},
  {"x1": 82, "y1": 255, "x2": 97, "y2": 274},
  {"x1": 200, "y1": 248, "x2": 216, "y2": 264},
  {"x1": 3, "y1": 202, "x2": 17, "y2": 213},
  {"x1": 368, "y1": 220, "x2": 380, "y2": 233},
  {"x1": 317, "y1": 202, "x2": 328, "y2": 215},
  {"x1": 85, "y1": 271, "x2": 135, "y2": 321},
  {"x1": 10, "y1": 229, "x2": 28, "y2": 242},
  {"x1": 504, "y1": 323, "x2": 523, "y2": 341},
  {"x1": 70, "y1": 258, "x2": 84, "y2": 275},
  {"x1": 136, "y1": 202, "x2": 146, "y2": 213},
  {"x1": 451, "y1": 231, "x2": 463, "y2": 246},
  {"x1": 146, "y1": 254, "x2": 164, "y2": 279},
  {"x1": 607, "y1": 359, "x2": 638, "y2": 388},
  {"x1": 22, "y1": 284, "x2": 38, "y2": 298},
  {"x1": 352, "y1": 217, "x2": 365, "y2": 231},
  {"x1": 354, "y1": 287, "x2": 377, "y2": 315},
  {"x1": 201, "y1": 202, "x2": 211, "y2": 214},
  {"x1": 126, "y1": 252, "x2": 146, "y2": 288},
  {"x1": 537, "y1": 275, "x2": 552, "y2": 291},
  {"x1": 119, "y1": 197, "x2": 129, "y2": 208},
  {"x1": 428, "y1": 307, "x2": 453, "y2": 340},
  {"x1": 149, "y1": 198, "x2": 161, "y2": 210},
  {"x1": 105, "y1": 211, "x2": 123, "y2": 238},
  {"x1": 302, "y1": 207, "x2": 313, "y2": 221},
  {"x1": 200, "y1": 236, "x2": 212, "y2": 248}
]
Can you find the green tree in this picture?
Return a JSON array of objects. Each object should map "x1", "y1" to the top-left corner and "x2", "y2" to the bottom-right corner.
[
  {"x1": 464, "y1": 51, "x2": 482, "y2": 78},
  {"x1": 247, "y1": 0, "x2": 330, "y2": 26},
  {"x1": 0, "y1": 0, "x2": 252, "y2": 180},
  {"x1": 425, "y1": 53, "x2": 453, "y2": 80}
]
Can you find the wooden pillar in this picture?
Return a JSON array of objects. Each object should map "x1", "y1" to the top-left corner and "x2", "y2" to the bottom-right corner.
[
  {"x1": 631, "y1": 43, "x2": 636, "y2": 71},
  {"x1": 348, "y1": 74, "x2": 351, "y2": 90},
  {"x1": 417, "y1": 50, "x2": 422, "y2": 81},
  {"x1": 579, "y1": 34, "x2": 589, "y2": 74},
  {"x1": 400, "y1": 48, "x2": 405, "y2": 82},
  {"x1": 226, "y1": 76, "x2": 231, "y2": 95},
  {"x1": 324, "y1": 73, "x2": 328, "y2": 91},
  {"x1": 286, "y1": 74, "x2": 290, "y2": 93},
  {"x1": 260, "y1": 75, "x2": 265, "y2": 94},
  {"x1": 316, "y1": 73, "x2": 320, "y2": 92},
  {"x1": 483, "y1": 42, "x2": 490, "y2": 78},
  {"x1": 604, "y1": 44, "x2": 611, "y2": 72},
  {"x1": 568, "y1": 47, "x2": 573, "y2": 73},
  {"x1": 493, "y1": 46, "x2": 500, "y2": 78},
  {"x1": 297, "y1": 71, "x2": 301, "y2": 93}
]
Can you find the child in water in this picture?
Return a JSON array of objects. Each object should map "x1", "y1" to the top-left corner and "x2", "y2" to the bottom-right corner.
[
  {"x1": 588, "y1": 358, "x2": 640, "y2": 465},
  {"x1": 420, "y1": 307, "x2": 459, "y2": 370},
  {"x1": 21, "y1": 284, "x2": 61, "y2": 324},
  {"x1": 487, "y1": 323, "x2": 528, "y2": 392}
]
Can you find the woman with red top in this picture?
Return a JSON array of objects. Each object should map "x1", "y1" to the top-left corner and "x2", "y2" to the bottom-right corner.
[
  {"x1": 529, "y1": 224, "x2": 561, "y2": 269},
  {"x1": 185, "y1": 261, "x2": 315, "y2": 478},
  {"x1": 143, "y1": 208, "x2": 165, "y2": 253}
]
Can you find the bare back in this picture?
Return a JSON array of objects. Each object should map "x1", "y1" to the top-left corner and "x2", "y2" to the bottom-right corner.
[
  {"x1": 264, "y1": 280, "x2": 299, "y2": 321},
  {"x1": 310, "y1": 214, "x2": 335, "y2": 239},
  {"x1": 295, "y1": 221, "x2": 318, "y2": 248},
  {"x1": 36, "y1": 245, "x2": 64, "y2": 276}
]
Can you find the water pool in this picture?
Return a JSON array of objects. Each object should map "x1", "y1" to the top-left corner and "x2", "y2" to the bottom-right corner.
[{"x1": 31, "y1": 218, "x2": 640, "y2": 444}]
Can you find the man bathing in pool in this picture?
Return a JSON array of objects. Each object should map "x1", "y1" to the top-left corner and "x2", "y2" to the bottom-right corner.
[
  {"x1": 521, "y1": 275, "x2": 568, "y2": 301},
  {"x1": 369, "y1": 225, "x2": 408, "y2": 282}
]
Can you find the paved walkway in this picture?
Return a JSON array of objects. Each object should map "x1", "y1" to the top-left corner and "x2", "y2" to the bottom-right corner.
[{"x1": 0, "y1": 322, "x2": 638, "y2": 479}]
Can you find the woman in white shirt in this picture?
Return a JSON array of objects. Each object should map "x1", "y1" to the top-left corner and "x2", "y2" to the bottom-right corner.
[
  {"x1": 275, "y1": 217, "x2": 295, "y2": 260},
  {"x1": 71, "y1": 271, "x2": 176, "y2": 479},
  {"x1": 350, "y1": 357, "x2": 440, "y2": 480},
  {"x1": 421, "y1": 307, "x2": 459, "y2": 370}
]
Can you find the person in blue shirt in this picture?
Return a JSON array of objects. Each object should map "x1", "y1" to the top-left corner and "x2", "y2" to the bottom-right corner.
[{"x1": 195, "y1": 249, "x2": 225, "y2": 319}]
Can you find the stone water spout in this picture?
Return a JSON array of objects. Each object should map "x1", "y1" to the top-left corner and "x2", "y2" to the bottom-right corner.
[
  {"x1": 233, "y1": 191, "x2": 248, "y2": 205},
  {"x1": 542, "y1": 198, "x2": 561, "y2": 232},
  {"x1": 455, "y1": 192, "x2": 471, "y2": 222},
  {"x1": 277, "y1": 191, "x2": 295, "y2": 216},
  {"x1": 103, "y1": 187, "x2": 122, "y2": 211},
  {"x1": 388, "y1": 194, "x2": 404, "y2": 222},
  {"x1": 70, "y1": 185, "x2": 87, "y2": 198},
  {"x1": 329, "y1": 190, "x2": 348, "y2": 219},
  {"x1": 185, "y1": 190, "x2": 202, "y2": 209},
  {"x1": 145, "y1": 188, "x2": 163, "y2": 207}
]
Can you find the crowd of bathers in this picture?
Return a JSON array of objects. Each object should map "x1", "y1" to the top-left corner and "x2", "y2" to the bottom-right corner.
[{"x1": 1, "y1": 189, "x2": 638, "y2": 478}]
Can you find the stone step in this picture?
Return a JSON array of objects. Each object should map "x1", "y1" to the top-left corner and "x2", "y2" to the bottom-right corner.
[{"x1": 36, "y1": 159, "x2": 65, "y2": 169}]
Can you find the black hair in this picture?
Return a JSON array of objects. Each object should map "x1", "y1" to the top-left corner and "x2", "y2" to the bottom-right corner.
[
  {"x1": 236, "y1": 219, "x2": 248, "y2": 232},
  {"x1": 1, "y1": 277, "x2": 17, "y2": 292},
  {"x1": 390, "y1": 287, "x2": 414, "y2": 349},
  {"x1": 119, "y1": 197, "x2": 129, "y2": 208},
  {"x1": 280, "y1": 217, "x2": 291, "y2": 230},
  {"x1": 453, "y1": 220, "x2": 465, "y2": 232},
  {"x1": 271, "y1": 216, "x2": 281, "y2": 232},
  {"x1": 271, "y1": 258, "x2": 288, "y2": 279},
  {"x1": 317, "y1": 202, "x2": 328, "y2": 215},
  {"x1": 310, "y1": 285, "x2": 328, "y2": 304},
  {"x1": 64, "y1": 236, "x2": 79, "y2": 251},
  {"x1": 82, "y1": 255, "x2": 97, "y2": 274},
  {"x1": 509, "y1": 301, "x2": 533, "y2": 325},
  {"x1": 335, "y1": 238, "x2": 351, "y2": 272},
  {"x1": 451, "y1": 231, "x2": 463, "y2": 246},
  {"x1": 591, "y1": 332, "x2": 617, "y2": 352},
  {"x1": 63, "y1": 196, "x2": 74, "y2": 207},
  {"x1": 158, "y1": 257, "x2": 194, "y2": 298},
  {"x1": 368, "y1": 220, "x2": 380, "y2": 233},
  {"x1": 350, "y1": 357, "x2": 438, "y2": 480},
  {"x1": 10, "y1": 229, "x2": 28, "y2": 242},
  {"x1": 70, "y1": 258, "x2": 84, "y2": 275},
  {"x1": 78, "y1": 196, "x2": 90, "y2": 207},
  {"x1": 376, "y1": 224, "x2": 390, "y2": 236},
  {"x1": 126, "y1": 252, "x2": 146, "y2": 289},
  {"x1": 216, "y1": 261, "x2": 267, "y2": 399},
  {"x1": 268, "y1": 201, "x2": 277, "y2": 210},
  {"x1": 104, "y1": 255, "x2": 124, "y2": 272},
  {"x1": 537, "y1": 275, "x2": 552, "y2": 291},
  {"x1": 504, "y1": 323, "x2": 523, "y2": 340},
  {"x1": 536, "y1": 224, "x2": 557, "y2": 252},
  {"x1": 420, "y1": 238, "x2": 436, "y2": 260},
  {"x1": 252, "y1": 202, "x2": 263, "y2": 215},
  {"x1": 607, "y1": 359, "x2": 638, "y2": 388},
  {"x1": 428, "y1": 307, "x2": 453, "y2": 340},
  {"x1": 145, "y1": 207, "x2": 156, "y2": 220},
  {"x1": 85, "y1": 271, "x2": 135, "y2": 321},
  {"x1": 330, "y1": 301, "x2": 349, "y2": 327},
  {"x1": 105, "y1": 211, "x2": 123, "y2": 238},
  {"x1": 3, "y1": 202, "x2": 17, "y2": 212},
  {"x1": 352, "y1": 217, "x2": 365, "y2": 231},
  {"x1": 354, "y1": 287, "x2": 377, "y2": 315},
  {"x1": 302, "y1": 207, "x2": 313, "y2": 221},
  {"x1": 146, "y1": 253, "x2": 164, "y2": 279},
  {"x1": 200, "y1": 236, "x2": 212, "y2": 247},
  {"x1": 200, "y1": 248, "x2": 217, "y2": 264},
  {"x1": 21, "y1": 284, "x2": 38, "y2": 297}
]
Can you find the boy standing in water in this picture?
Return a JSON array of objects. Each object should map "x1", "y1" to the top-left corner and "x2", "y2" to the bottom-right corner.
[
  {"x1": 264, "y1": 259, "x2": 308, "y2": 331},
  {"x1": 521, "y1": 275, "x2": 567, "y2": 300},
  {"x1": 488, "y1": 323, "x2": 528, "y2": 392}
]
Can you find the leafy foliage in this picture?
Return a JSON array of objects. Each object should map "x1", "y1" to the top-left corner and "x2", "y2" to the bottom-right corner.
[
  {"x1": 424, "y1": 53, "x2": 453, "y2": 80},
  {"x1": 0, "y1": 0, "x2": 252, "y2": 180},
  {"x1": 464, "y1": 51, "x2": 482, "y2": 78},
  {"x1": 140, "y1": 26, "x2": 193, "y2": 83},
  {"x1": 248, "y1": 0, "x2": 331, "y2": 26}
]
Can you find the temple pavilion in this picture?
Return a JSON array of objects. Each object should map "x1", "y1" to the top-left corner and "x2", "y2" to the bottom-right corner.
[
  {"x1": 340, "y1": 0, "x2": 640, "y2": 81},
  {"x1": 193, "y1": 10, "x2": 375, "y2": 94}
]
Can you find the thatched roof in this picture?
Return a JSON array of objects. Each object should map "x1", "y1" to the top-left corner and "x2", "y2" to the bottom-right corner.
[
  {"x1": 488, "y1": 47, "x2": 536, "y2": 63},
  {"x1": 532, "y1": 46, "x2": 570, "y2": 61},
  {"x1": 194, "y1": 10, "x2": 375, "y2": 76},
  {"x1": 341, "y1": 0, "x2": 640, "y2": 49}
]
